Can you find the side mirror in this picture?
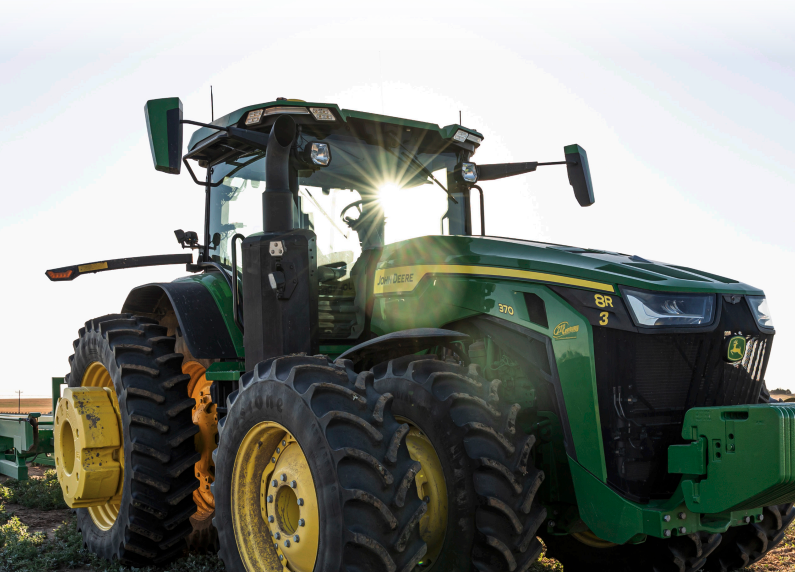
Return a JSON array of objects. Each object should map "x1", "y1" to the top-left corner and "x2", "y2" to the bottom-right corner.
[
  {"x1": 564, "y1": 144, "x2": 595, "y2": 207},
  {"x1": 145, "y1": 98, "x2": 183, "y2": 174}
]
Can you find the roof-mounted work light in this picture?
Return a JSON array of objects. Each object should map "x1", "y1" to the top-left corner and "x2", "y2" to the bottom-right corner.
[{"x1": 309, "y1": 107, "x2": 336, "y2": 121}]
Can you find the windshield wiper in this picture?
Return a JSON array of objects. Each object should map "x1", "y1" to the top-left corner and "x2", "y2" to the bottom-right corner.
[
  {"x1": 213, "y1": 153, "x2": 264, "y2": 184},
  {"x1": 386, "y1": 134, "x2": 458, "y2": 204},
  {"x1": 300, "y1": 188, "x2": 350, "y2": 239}
]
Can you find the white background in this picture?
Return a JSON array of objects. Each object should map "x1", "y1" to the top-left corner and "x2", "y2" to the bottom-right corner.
[{"x1": 1, "y1": 1, "x2": 793, "y2": 396}]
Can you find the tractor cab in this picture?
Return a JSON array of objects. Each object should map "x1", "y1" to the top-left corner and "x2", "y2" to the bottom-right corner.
[
  {"x1": 148, "y1": 98, "x2": 592, "y2": 356},
  {"x1": 188, "y1": 102, "x2": 467, "y2": 342}
]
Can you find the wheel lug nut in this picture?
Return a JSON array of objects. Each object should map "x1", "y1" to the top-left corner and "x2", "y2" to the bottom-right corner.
[
  {"x1": 298, "y1": 498, "x2": 304, "y2": 506},
  {"x1": 282, "y1": 440, "x2": 287, "y2": 446},
  {"x1": 678, "y1": 512, "x2": 686, "y2": 520},
  {"x1": 284, "y1": 539, "x2": 291, "y2": 547},
  {"x1": 758, "y1": 514, "x2": 764, "y2": 521},
  {"x1": 298, "y1": 518, "x2": 305, "y2": 527},
  {"x1": 290, "y1": 480, "x2": 297, "y2": 488},
  {"x1": 271, "y1": 457, "x2": 276, "y2": 463},
  {"x1": 679, "y1": 527, "x2": 687, "y2": 534},
  {"x1": 276, "y1": 447, "x2": 281, "y2": 454},
  {"x1": 664, "y1": 530, "x2": 672, "y2": 537},
  {"x1": 267, "y1": 495, "x2": 274, "y2": 503},
  {"x1": 281, "y1": 474, "x2": 287, "y2": 481},
  {"x1": 745, "y1": 516, "x2": 751, "y2": 523},
  {"x1": 294, "y1": 535, "x2": 300, "y2": 542},
  {"x1": 268, "y1": 515, "x2": 274, "y2": 523},
  {"x1": 663, "y1": 515, "x2": 671, "y2": 522},
  {"x1": 279, "y1": 554, "x2": 283, "y2": 561},
  {"x1": 274, "y1": 532, "x2": 281, "y2": 539},
  {"x1": 271, "y1": 480, "x2": 278, "y2": 487}
]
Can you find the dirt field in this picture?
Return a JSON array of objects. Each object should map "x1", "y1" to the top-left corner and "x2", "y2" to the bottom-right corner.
[
  {"x1": 0, "y1": 466, "x2": 793, "y2": 571},
  {"x1": 0, "y1": 398, "x2": 53, "y2": 414}
]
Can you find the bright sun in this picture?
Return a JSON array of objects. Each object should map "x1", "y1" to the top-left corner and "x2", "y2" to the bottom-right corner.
[{"x1": 378, "y1": 178, "x2": 448, "y2": 244}]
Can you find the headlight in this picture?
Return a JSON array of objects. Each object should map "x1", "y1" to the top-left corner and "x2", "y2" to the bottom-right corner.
[
  {"x1": 624, "y1": 288, "x2": 716, "y2": 327},
  {"x1": 747, "y1": 295, "x2": 774, "y2": 330},
  {"x1": 309, "y1": 142, "x2": 331, "y2": 166},
  {"x1": 461, "y1": 163, "x2": 478, "y2": 183}
]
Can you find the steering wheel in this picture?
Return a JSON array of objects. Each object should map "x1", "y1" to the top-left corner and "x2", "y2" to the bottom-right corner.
[{"x1": 340, "y1": 200, "x2": 364, "y2": 227}]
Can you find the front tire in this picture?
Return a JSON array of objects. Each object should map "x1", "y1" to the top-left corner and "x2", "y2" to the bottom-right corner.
[
  {"x1": 371, "y1": 355, "x2": 547, "y2": 572},
  {"x1": 214, "y1": 355, "x2": 428, "y2": 572},
  {"x1": 542, "y1": 527, "x2": 721, "y2": 572}
]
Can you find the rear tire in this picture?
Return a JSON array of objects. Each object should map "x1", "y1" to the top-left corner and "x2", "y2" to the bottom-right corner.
[
  {"x1": 67, "y1": 314, "x2": 201, "y2": 565},
  {"x1": 371, "y1": 355, "x2": 547, "y2": 572},
  {"x1": 214, "y1": 354, "x2": 428, "y2": 572}
]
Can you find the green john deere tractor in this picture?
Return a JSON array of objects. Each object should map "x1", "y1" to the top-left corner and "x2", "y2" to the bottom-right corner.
[{"x1": 45, "y1": 96, "x2": 792, "y2": 572}]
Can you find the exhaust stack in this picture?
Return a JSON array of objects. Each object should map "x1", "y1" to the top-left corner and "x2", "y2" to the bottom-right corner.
[{"x1": 263, "y1": 114, "x2": 297, "y2": 232}]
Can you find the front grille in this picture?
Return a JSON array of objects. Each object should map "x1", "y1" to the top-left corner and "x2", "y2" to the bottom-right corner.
[{"x1": 593, "y1": 298, "x2": 773, "y2": 502}]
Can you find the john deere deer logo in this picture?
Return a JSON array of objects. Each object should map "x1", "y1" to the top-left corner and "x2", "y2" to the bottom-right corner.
[{"x1": 726, "y1": 336, "x2": 746, "y2": 363}]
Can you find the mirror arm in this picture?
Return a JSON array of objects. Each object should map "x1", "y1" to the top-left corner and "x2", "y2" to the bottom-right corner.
[
  {"x1": 476, "y1": 162, "x2": 538, "y2": 181},
  {"x1": 538, "y1": 160, "x2": 576, "y2": 166},
  {"x1": 476, "y1": 160, "x2": 579, "y2": 181},
  {"x1": 181, "y1": 119, "x2": 229, "y2": 132}
]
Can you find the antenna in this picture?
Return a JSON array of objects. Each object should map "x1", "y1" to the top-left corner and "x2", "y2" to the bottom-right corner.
[
  {"x1": 459, "y1": 110, "x2": 462, "y2": 125},
  {"x1": 211, "y1": 86, "x2": 214, "y2": 122},
  {"x1": 378, "y1": 53, "x2": 385, "y2": 114}
]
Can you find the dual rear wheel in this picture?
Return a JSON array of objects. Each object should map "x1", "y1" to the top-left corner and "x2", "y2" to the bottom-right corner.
[{"x1": 213, "y1": 354, "x2": 547, "y2": 572}]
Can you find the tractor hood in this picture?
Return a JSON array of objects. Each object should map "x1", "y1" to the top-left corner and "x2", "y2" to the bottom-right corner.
[{"x1": 375, "y1": 235, "x2": 763, "y2": 296}]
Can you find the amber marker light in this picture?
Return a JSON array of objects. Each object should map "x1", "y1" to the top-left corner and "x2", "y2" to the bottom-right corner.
[{"x1": 47, "y1": 270, "x2": 73, "y2": 280}]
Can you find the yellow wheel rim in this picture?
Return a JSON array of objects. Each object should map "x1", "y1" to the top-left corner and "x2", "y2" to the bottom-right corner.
[
  {"x1": 81, "y1": 362, "x2": 123, "y2": 531},
  {"x1": 397, "y1": 417, "x2": 448, "y2": 564},
  {"x1": 571, "y1": 529, "x2": 618, "y2": 549},
  {"x1": 184, "y1": 361, "x2": 216, "y2": 521},
  {"x1": 232, "y1": 421, "x2": 319, "y2": 572}
]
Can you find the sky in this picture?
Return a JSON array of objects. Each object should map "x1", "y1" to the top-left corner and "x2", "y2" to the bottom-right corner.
[{"x1": 1, "y1": 0, "x2": 794, "y2": 397}]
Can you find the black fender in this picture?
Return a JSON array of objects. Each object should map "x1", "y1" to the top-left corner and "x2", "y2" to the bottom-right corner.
[
  {"x1": 122, "y1": 282, "x2": 238, "y2": 360},
  {"x1": 337, "y1": 328, "x2": 468, "y2": 370}
]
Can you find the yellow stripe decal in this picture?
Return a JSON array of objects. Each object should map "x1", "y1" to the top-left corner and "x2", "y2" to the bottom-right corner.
[
  {"x1": 78, "y1": 262, "x2": 108, "y2": 273},
  {"x1": 373, "y1": 264, "x2": 614, "y2": 294}
]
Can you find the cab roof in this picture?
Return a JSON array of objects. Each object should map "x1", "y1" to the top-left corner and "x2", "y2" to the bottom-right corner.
[{"x1": 186, "y1": 99, "x2": 484, "y2": 154}]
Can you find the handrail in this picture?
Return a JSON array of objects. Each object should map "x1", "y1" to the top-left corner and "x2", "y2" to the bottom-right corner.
[
  {"x1": 472, "y1": 185, "x2": 485, "y2": 236},
  {"x1": 231, "y1": 234, "x2": 246, "y2": 333}
]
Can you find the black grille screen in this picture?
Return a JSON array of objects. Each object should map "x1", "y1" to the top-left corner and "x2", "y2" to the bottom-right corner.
[{"x1": 593, "y1": 298, "x2": 773, "y2": 502}]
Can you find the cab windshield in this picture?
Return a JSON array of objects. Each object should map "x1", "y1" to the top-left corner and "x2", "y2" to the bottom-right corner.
[{"x1": 206, "y1": 133, "x2": 459, "y2": 339}]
